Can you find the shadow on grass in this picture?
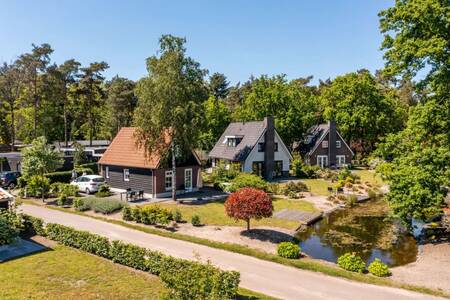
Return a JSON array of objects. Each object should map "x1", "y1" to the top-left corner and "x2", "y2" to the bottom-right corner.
[
  {"x1": 241, "y1": 229, "x2": 294, "y2": 244},
  {"x1": 0, "y1": 238, "x2": 52, "y2": 263}
]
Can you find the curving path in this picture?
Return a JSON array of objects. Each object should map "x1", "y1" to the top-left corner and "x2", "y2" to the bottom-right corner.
[{"x1": 20, "y1": 204, "x2": 443, "y2": 300}]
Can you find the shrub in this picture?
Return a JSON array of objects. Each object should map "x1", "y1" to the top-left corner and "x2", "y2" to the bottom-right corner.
[
  {"x1": 173, "y1": 210, "x2": 182, "y2": 223},
  {"x1": 56, "y1": 194, "x2": 70, "y2": 206},
  {"x1": 160, "y1": 259, "x2": 240, "y2": 300},
  {"x1": 78, "y1": 162, "x2": 98, "y2": 174},
  {"x1": 21, "y1": 215, "x2": 46, "y2": 236},
  {"x1": 282, "y1": 181, "x2": 308, "y2": 196},
  {"x1": 346, "y1": 194, "x2": 358, "y2": 207},
  {"x1": 337, "y1": 253, "x2": 366, "y2": 273},
  {"x1": 50, "y1": 182, "x2": 78, "y2": 197},
  {"x1": 110, "y1": 240, "x2": 148, "y2": 270},
  {"x1": 301, "y1": 165, "x2": 320, "y2": 178},
  {"x1": 228, "y1": 173, "x2": 268, "y2": 192},
  {"x1": 0, "y1": 209, "x2": 23, "y2": 245},
  {"x1": 95, "y1": 184, "x2": 112, "y2": 197},
  {"x1": 368, "y1": 258, "x2": 391, "y2": 277},
  {"x1": 225, "y1": 188, "x2": 273, "y2": 231},
  {"x1": 45, "y1": 171, "x2": 74, "y2": 184},
  {"x1": 266, "y1": 183, "x2": 282, "y2": 195},
  {"x1": 73, "y1": 198, "x2": 90, "y2": 211},
  {"x1": 367, "y1": 189, "x2": 377, "y2": 199},
  {"x1": 191, "y1": 215, "x2": 201, "y2": 226},
  {"x1": 26, "y1": 175, "x2": 51, "y2": 200},
  {"x1": 277, "y1": 242, "x2": 300, "y2": 259},
  {"x1": 123, "y1": 205, "x2": 173, "y2": 226},
  {"x1": 121, "y1": 206, "x2": 133, "y2": 221},
  {"x1": 90, "y1": 198, "x2": 124, "y2": 214}
]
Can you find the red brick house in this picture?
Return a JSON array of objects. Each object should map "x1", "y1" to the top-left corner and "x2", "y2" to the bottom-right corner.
[{"x1": 98, "y1": 127, "x2": 201, "y2": 198}]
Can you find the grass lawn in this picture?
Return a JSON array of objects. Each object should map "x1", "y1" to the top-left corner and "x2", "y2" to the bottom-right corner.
[
  {"x1": 0, "y1": 245, "x2": 166, "y2": 300},
  {"x1": 299, "y1": 178, "x2": 332, "y2": 196},
  {"x1": 353, "y1": 169, "x2": 384, "y2": 186},
  {"x1": 0, "y1": 242, "x2": 271, "y2": 300},
  {"x1": 158, "y1": 197, "x2": 317, "y2": 230}
]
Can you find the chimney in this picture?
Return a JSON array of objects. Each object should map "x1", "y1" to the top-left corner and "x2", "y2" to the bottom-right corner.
[
  {"x1": 328, "y1": 120, "x2": 337, "y2": 168},
  {"x1": 264, "y1": 116, "x2": 275, "y2": 180}
]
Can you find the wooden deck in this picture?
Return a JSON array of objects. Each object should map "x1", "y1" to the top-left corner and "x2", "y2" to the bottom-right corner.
[{"x1": 273, "y1": 209, "x2": 323, "y2": 226}]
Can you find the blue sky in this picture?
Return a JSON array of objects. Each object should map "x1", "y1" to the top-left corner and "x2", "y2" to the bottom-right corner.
[{"x1": 0, "y1": 0, "x2": 393, "y2": 84}]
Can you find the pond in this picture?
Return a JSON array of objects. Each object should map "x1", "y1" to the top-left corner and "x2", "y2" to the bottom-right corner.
[{"x1": 295, "y1": 198, "x2": 419, "y2": 266}]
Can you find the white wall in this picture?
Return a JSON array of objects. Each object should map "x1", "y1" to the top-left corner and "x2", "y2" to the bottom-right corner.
[{"x1": 243, "y1": 130, "x2": 291, "y2": 173}]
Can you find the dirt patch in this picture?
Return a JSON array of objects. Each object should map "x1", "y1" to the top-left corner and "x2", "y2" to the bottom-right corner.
[{"x1": 391, "y1": 242, "x2": 450, "y2": 293}]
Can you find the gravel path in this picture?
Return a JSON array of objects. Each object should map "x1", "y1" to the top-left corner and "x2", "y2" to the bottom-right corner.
[{"x1": 20, "y1": 204, "x2": 444, "y2": 300}]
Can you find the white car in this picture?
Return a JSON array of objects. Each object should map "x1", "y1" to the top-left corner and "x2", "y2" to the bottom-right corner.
[{"x1": 71, "y1": 175, "x2": 105, "y2": 194}]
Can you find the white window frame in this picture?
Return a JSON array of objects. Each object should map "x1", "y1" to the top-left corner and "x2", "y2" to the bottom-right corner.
[
  {"x1": 123, "y1": 169, "x2": 130, "y2": 181},
  {"x1": 105, "y1": 166, "x2": 109, "y2": 179},
  {"x1": 322, "y1": 140, "x2": 329, "y2": 148},
  {"x1": 165, "y1": 171, "x2": 173, "y2": 191},
  {"x1": 184, "y1": 168, "x2": 192, "y2": 191},
  {"x1": 336, "y1": 140, "x2": 341, "y2": 148},
  {"x1": 336, "y1": 155, "x2": 346, "y2": 167},
  {"x1": 317, "y1": 155, "x2": 328, "y2": 168}
]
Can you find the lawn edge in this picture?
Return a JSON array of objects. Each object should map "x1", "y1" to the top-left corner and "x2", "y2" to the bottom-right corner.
[{"x1": 20, "y1": 200, "x2": 449, "y2": 299}]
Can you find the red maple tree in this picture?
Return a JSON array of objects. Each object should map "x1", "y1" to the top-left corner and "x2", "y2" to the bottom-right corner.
[{"x1": 225, "y1": 187, "x2": 273, "y2": 231}]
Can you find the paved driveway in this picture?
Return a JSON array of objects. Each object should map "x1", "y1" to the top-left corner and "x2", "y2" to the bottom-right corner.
[{"x1": 20, "y1": 204, "x2": 443, "y2": 300}]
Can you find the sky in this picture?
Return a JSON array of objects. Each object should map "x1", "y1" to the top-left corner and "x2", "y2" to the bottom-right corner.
[{"x1": 0, "y1": 0, "x2": 393, "y2": 85}]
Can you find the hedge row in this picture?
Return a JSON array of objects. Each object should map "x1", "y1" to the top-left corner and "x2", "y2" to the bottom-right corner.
[{"x1": 23, "y1": 216, "x2": 240, "y2": 299}]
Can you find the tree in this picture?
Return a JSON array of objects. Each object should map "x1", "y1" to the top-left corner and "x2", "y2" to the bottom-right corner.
[
  {"x1": 225, "y1": 188, "x2": 273, "y2": 231},
  {"x1": 21, "y1": 136, "x2": 63, "y2": 179},
  {"x1": 102, "y1": 76, "x2": 137, "y2": 140},
  {"x1": 134, "y1": 35, "x2": 208, "y2": 200},
  {"x1": 208, "y1": 72, "x2": 230, "y2": 99},
  {"x1": 320, "y1": 70, "x2": 407, "y2": 155},
  {"x1": 375, "y1": 0, "x2": 450, "y2": 222},
  {"x1": 233, "y1": 75, "x2": 320, "y2": 148},
  {"x1": 0, "y1": 62, "x2": 24, "y2": 150},
  {"x1": 16, "y1": 43, "x2": 53, "y2": 139},
  {"x1": 74, "y1": 62, "x2": 109, "y2": 146},
  {"x1": 72, "y1": 141, "x2": 86, "y2": 167},
  {"x1": 199, "y1": 95, "x2": 230, "y2": 150}
]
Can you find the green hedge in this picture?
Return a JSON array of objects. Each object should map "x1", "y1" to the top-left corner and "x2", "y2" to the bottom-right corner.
[
  {"x1": 78, "y1": 162, "x2": 98, "y2": 174},
  {"x1": 23, "y1": 217, "x2": 240, "y2": 299},
  {"x1": 74, "y1": 197, "x2": 124, "y2": 214},
  {"x1": 123, "y1": 205, "x2": 174, "y2": 226},
  {"x1": 337, "y1": 253, "x2": 366, "y2": 273},
  {"x1": 277, "y1": 242, "x2": 301, "y2": 259},
  {"x1": 45, "y1": 171, "x2": 75, "y2": 184}
]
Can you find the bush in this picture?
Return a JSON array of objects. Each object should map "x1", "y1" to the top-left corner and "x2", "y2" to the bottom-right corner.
[
  {"x1": 367, "y1": 189, "x2": 377, "y2": 199},
  {"x1": 266, "y1": 183, "x2": 282, "y2": 195},
  {"x1": 78, "y1": 162, "x2": 98, "y2": 174},
  {"x1": 228, "y1": 173, "x2": 268, "y2": 192},
  {"x1": 191, "y1": 215, "x2": 201, "y2": 226},
  {"x1": 45, "y1": 171, "x2": 74, "y2": 184},
  {"x1": 282, "y1": 181, "x2": 308, "y2": 196},
  {"x1": 277, "y1": 242, "x2": 300, "y2": 259},
  {"x1": 90, "y1": 198, "x2": 124, "y2": 214},
  {"x1": 337, "y1": 253, "x2": 366, "y2": 273},
  {"x1": 21, "y1": 215, "x2": 46, "y2": 236},
  {"x1": 26, "y1": 175, "x2": 51, "y2": 199},
  {"x1": 291, "y1": 157, "x2": 320, "y2": 179},
  {"x1": 95, "y1": 184, "x2": 112, "y2": 197},
  {"x1": 73, "y1": 198, "x2": 90, "y2": 211},
  {"x1": 39, "y1": 221, "x2": 240, "y2": 299},
  {"x1": 368, "y1": 258, "x2": 390, "y2": 277},
  {"x1": 122, "y1": 205, "x2": 173, "y2": 226},
  {"x1": 56, "y1": 194, "x2": 70, "y2": 206},
  {"x1": 173, "y1": 210, "x2": 182, "y2": 223},
  {"x1": 0, "y1": 209, "x2": 23, "y2": 245},
  {"x1": 121, "y1": 206, "x2": 133, "y2": 221},
  {"x1": 50, "y1": 182, "x2": 78, "y2": 198},
  {"x1": 346, "y1": 194, "x2": 358, "y2": 207}
]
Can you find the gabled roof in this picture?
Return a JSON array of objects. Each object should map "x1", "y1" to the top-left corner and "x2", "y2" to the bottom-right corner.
[
  {"x1": 98, "y1": 127, "x2": 163, "y2": 169},
  {"x1": 209, "y1": 119, "x2": 268, "y2": 161}
]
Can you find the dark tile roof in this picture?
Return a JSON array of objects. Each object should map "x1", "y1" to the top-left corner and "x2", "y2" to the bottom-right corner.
[
  {"x1": 209, "y1": 120, "x2": 267, "y2": 161},
  {"x1": 298, "y1": 123, "x2": 329, "y2": 155}
]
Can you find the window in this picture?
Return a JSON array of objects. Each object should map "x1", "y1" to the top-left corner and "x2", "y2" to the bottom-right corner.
[
  {"x1": 123, "y1": 169, "x2": 130, "y2": 181},
  {"x1": 275, "y1": 161, "x2": 283, "y2": 177},
  {"x1": 165, "y1": 171, "x2": 173, "y2": 191},
  {"x1": 252, "y1": 162, "x2": 264, "y2": 177},
  {"x1": 322, "y1": 140, "x2": 329, "y2": 148},
  {"x1": 226, "y1": 138, "x2": 242, "y2": 147},
  {"x1": 336, "y1": 155, "x2": 346, "y2": 167},
  {"x1": 105, "y1": 166, "x2": 109, "y2": 179},
  {"x1": 258, "y1": 143, "x2": 265, "y2": 152},
  {"x1": 336, "y1": 140, "x2": 341, "y2": 148},
  {"x1": 274, "y1": 142, "x2": 278, "y2": 152},
  {"x1": 184, "y1": 169, "x2": 192, "y2": 190},
  {"x1": 317, "y1": 156, "x2": 328, "y2": 168}
]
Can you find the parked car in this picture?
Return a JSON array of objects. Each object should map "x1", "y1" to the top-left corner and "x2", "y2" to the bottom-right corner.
[
  {"x1": 0, "y1": 171, "x2": 21, "y2": 189},
  {"x1": 70, "y1": 175, "x2": 105, "y2": 194}
]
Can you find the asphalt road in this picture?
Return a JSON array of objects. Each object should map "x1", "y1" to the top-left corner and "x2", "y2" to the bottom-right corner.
[{"x1": 20, "y1": 204, "x2": 442, "y2": 300}]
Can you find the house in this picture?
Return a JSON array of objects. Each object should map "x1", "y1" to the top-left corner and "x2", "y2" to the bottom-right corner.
[
  {"x1": 54, "y1": 140, "x2": 110, "y2": 170},
  {"x1": 98, "y1": 127, "x2": 202, "y2": 198},
  {"x1": 209, "y1": 116, "x2": 292, "y2": 180},
  {"x1": 0, "y1": 187, "x2": 14, "y2": 209},
  {"x1": 299, "y1": 120, "x2": 354, "y2": 168},
  {"x1": 0, "y1": 152, "x2": 22, "y2": 172}
]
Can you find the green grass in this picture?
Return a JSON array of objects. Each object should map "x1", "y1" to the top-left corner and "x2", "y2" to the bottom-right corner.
[
  {"x1": 158, "y1": 197, "x2": 317, "y2": 230},
  {"x1": 353, "y1": 169, "x2": 384, "y2": 186},
  {"x1": 20, "y1": 200, "x2": 449, "y2": 299},
  {"x1": 300, "y1": 178, "x2": 332, "y2": 196},
  {"x1": 0, "y1": 245, "x2": 166, "y2": 300}
]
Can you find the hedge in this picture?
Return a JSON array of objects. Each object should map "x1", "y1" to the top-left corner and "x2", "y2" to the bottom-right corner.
[
  {"x1": 23, "y1": 217, "x2": 240, "y2": 299},
  {"x1": 45, "y1": 163, "x2": 98, "y2": 184}
]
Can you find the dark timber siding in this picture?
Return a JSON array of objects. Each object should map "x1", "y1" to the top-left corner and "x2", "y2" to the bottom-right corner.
[
  {"x1": 100, "y1": 165, "x2": 153, "y2": 194},
  {"x1": 308, "y1": 132, "x2": 353, "y2": 166},
  {"x1": 153, "y1": 166, "x2": 200, "y2": 194}
]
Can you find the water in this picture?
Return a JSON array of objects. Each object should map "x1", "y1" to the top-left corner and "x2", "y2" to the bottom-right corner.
[{"x1": 295, "y1": 198, "x2": 418, "y2": 266}]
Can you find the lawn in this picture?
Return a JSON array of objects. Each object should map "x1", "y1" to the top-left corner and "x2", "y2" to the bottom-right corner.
[
  {"x1": 353, "y1": 169, "x2": 384, "y2": 186},
  {"x1": 0, "y1": 242, "x2": 271, "y2": 300},
  {"x1": 299, "y1": 178, "x2": 332, "y2": 196},
  {"x1": 158, "y1": 197, "x2": 317, "y2": 230}
]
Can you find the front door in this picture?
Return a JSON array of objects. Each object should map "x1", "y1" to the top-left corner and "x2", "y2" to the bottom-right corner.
[
  {"x1": 317, "y1": 156, "x2": 328, "y2": 168},
  {"x1": 184, "y1": 168, "x2": 192, "y2": 191}
]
